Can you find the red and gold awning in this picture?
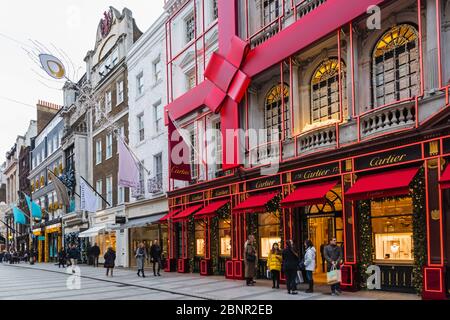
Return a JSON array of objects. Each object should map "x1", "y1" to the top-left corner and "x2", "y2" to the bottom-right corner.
[
  {"x1": 194, "y1": 200, "x2": 229, "y2": 219},
  {"x1": 232, "y1": 192, "x2": 278, "y2": 214},
  {"x1": 281, "y1": 180, "x2": 339, "y2": 208},
  {"x1": 172, "y1": 205, "x2": 203, "y2": 222},
  {"x1": 159, "y1": 209, "x2": 181, "y2": 223},
  {"x1": 345, "y1": 166, "x2": 420, "y2": 201}
]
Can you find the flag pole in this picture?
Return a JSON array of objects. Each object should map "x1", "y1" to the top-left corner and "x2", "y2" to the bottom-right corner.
[{"x1": 79, "y1": 175, "x2": 111, "y2": 207}]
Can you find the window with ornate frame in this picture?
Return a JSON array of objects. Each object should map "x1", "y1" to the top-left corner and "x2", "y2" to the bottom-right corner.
[
  {"x1": 311, "y1": 58, "x2": 346, "y2": 124},
  {"x1": 372, "y1": 24, "x2": 419, "y2": 108},
  {"x1": 185, "y1": 14, "x2": 195, "y2": 43},
  {"x1": 265, "y1": 83, "x2": 290, "y2": 143}
]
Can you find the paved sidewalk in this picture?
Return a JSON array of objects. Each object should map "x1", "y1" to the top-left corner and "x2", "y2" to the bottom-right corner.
[{"x1": 0, "y1": 263, "x2": 420, "y2": 300}]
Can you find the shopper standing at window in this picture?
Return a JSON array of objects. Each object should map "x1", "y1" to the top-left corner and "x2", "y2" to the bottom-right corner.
[
  {"x1": 244, "y1": 234, "x2": 257, "y2": 286},
  {"x1": 267, "y1": 242, "x2": 282, "y2": 289},
  {"x1": 282, "y1": 240, "x2": 299, "y2": 295},
  {"x1": 324, "y1": 237, "x2": 343, "y2": 296},
  {"x1": 304, "y1": 239, "x2": 316, "y2": 293}
]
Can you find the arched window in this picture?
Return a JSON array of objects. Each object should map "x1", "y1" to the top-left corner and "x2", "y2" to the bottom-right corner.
[
  {"x1": 372, "y1": 24, "x2": 419, "y2": 107},
  {"x1": 311, "y1": 58, "x2": 346, "y2": 124},
  {"x1": 265, "y1": 84, "x2": 290, "y2": 142}
]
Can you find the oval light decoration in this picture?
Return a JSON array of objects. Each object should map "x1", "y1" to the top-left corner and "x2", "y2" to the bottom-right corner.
[{"x1": 39, "y1": 54, "x2": 66, "y2": 79}]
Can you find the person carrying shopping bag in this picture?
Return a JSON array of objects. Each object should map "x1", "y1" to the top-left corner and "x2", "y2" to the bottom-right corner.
[
  {"x1": 267, "y1": 242, "x2": 282, "y2": 289},
  {"x1": 324, "y1": 237, "x2": 343, "y2": 296},
  {"x1": 304, "y1": 239, "x2": 316, "y2": 293}
]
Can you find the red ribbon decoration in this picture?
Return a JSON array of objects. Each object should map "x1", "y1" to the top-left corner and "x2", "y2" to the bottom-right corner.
[{"x1": 203, "y1": 35, "x2": 251, "y2": 114}]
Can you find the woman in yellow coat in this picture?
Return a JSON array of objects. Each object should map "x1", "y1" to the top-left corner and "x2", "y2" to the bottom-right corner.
[{"x1": 267, "y1": 242, "x2": 282, "y2": 289}]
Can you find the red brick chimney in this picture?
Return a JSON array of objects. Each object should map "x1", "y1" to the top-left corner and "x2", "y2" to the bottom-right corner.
[{"x1": 36, "y1": 100, "x2": 61, "y2": 134}]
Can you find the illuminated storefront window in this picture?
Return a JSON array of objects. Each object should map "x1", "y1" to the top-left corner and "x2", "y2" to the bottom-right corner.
[
  {"x1": 96, "y1": 231, "x2": 116, "y2": 258},
  {"x1": 195, "y1": 221, "x2": 205, "y2": 256},
  {"x1": 219, "y1": 219, "x2": 231, "y2": 256},
  {"x1": 129, "y1": 226, "x2": 159, "y2": 267},
  {"x1": 371, "y1": 197, "x2": 414, "y2": 262},
  {"x1": 258, "y1": 213, "x2": 280, "y2": 258}
]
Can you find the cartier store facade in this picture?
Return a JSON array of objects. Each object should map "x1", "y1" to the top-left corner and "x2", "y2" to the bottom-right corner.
[{"x1": 164, "y1": 133, "x2": 450, "y2": 299}]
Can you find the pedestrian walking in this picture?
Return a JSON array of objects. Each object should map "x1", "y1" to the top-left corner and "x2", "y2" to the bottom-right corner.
[
  {"x1": 267, "y1": 242, "x2": 282, "y2": 289},
  {"x1": 91, "y1": 243, "x2": 100, "y2": 268},
  {"x1": 304, "y1": 239, "x2": 316, "y2": 293},
  {"x1": 67, "y1": 243, "x2": 80, "y2": 272},
  {"x1": 104, "y1": 247, "x2": 116, "y2": 277},
  {"x1": 244, "y1": 235, "x2": 257, "y2": 286},
  {"x1": 58, "y1": 249, "x2": 67, "y2": 268},
  {"x1": 282, "y1": 240, "x2": 299, "y2": 295},
  {"x1": 135, "y1": 242, "x2": 147, "y2": 278},
  {"x1": 150, "y1": 240, "x2": 162, "y2": 276},
  {"x1": 324, "y1": 237, "x2": 343, "y2": 296}
]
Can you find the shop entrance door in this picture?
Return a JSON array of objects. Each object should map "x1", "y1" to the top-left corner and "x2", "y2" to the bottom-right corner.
[{"x1": 306, "y1": 214, "x2": 343, "y2": 284}]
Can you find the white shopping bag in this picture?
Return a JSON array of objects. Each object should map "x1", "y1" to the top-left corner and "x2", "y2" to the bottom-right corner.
[{"x1": 296, "y1": 270, "x2": 304, "y2": 284}]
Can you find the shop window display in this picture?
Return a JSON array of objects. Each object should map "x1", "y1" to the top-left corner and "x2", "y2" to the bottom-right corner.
[
  {"x1": 371, "y1": 197, "x2": 414, "y2": 262},
  {"x1": 195, "y1": 221, "x2": 205, "y2": 256},
  {"x1": 96, "y1": 231, "x2": 116, "y2": 258},
  {"x1": 129, "y1": 226, "x2": 160, "y2": 267},
  {"x1": 258, "y1": 213, "x2": 280, "y2": 258},
  {"x1": 219, "y1": 219, "x2": 231, "y2": 256}
]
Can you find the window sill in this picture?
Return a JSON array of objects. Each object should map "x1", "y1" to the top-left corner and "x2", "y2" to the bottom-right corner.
[
  {"x1": 151, "y1": 79, "x2": 163, "y2": 89},
  {"x1": 151, "y1": 132, "x2": 165, "y2": 140},
  {"x1": 135, "y1": 92, "x2": 145, "y2": 101}
]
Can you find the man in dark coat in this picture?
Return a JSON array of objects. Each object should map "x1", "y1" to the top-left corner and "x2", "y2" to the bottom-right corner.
[
  {"x1": 91, "y1": 243, "x2": 100, "y2": 267},
  {"x1": 324, "y1": 237, "x2": 343, "y2": 296},
  {"x1": 67, "y1": 244, "x2": 80, "y2": 273},
  {"x1": 282, "y1": 240, "x2": 300, "y2": 295},
  {"x1": 150, "y1": 240, "x2": 162, "y2": 276},
  {"x1": 104, "y1": 247, "x2": 116, "y2": 277}
]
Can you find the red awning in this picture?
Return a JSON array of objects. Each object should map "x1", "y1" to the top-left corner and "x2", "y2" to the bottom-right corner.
[
  {"x1": 194, "y1": 200, "x2": 229, "y2": 219},
  {"x1": 345, "y1": 166, "x2": 420, "y2": 201},
  {"x1": 440, "y1": 165, "x2": 450, "y2": 190},
  {"x1": 281, "y1": 180, "x2": 339, "y2": 208},
  {"x1": 172, "y1": 204, "x2": 203, "y2": 222},
  {"x1": 159, "y1": 209, "x2": 181, "y2": 223},
  {"x1": 232, "y1": 192, "x2": 278, "y2": 214}
]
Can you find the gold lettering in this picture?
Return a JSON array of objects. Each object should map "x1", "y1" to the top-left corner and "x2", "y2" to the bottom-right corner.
[
  {"x1": 255, "y1": 180, "x2": 276, "y2": 189},
  {"x1": 369, "y1": 154, "x2": 407, "y2": 167}
]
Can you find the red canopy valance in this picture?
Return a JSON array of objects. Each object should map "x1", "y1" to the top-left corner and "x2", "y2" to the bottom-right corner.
[
  {"x1": 345, "y1": 166, "x2": 420, "y2": 201},
  {"x1": 232, "y1": 192, "x2": 278, "y2": 214},
  {"x1": 159, "y1": 209, "x2": 181, "y2": 223},
  {"x1": 439, "y1": 165, "x2": 450, "y2": 190},
  {"x1": 194, "y1": 200, "x2": 229, "y2": 219},
  {"x1": 172, "y1": 204, "x2": 203, "y2": 222},
  {"x1": 281, "y1": 180, "x2": 339, "y2": 208}
]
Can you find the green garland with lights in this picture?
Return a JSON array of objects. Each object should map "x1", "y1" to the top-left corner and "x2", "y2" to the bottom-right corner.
[
  {"x1": 357, "y1": 200, "x2": 372, "y2": 289},
  {"x1": 411, "y1": 167, "x2": 427, "y2": 295},
  {"x1": 187, "y1": 216, "x2": 196, "y2": 272}
]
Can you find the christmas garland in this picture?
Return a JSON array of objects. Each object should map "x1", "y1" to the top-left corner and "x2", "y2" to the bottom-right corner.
[
  {"x1": 187, "y1": 216, "x2": 196, "y2": 272},
  {"x1": 211, "y1": 203, "x2": 231, "y2": 275},
  {"x1": 411, "y1": 167, "x2": 427, "y2": 295},
  {"x1": 357, "y1": 200, "x2": 372, "y2": 289}
]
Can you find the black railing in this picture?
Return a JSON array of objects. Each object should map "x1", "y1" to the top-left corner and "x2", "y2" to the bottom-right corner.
[
  {"x1": 379, "y1": 265, "x2": 415, "y2": 293},
  {"x1": 193, "y1": 257, "x2": 201, "y2": 273},
  {"x1": 217, "y1": 257, "x2": 226, "y2": 275},
  {"x1": 257, "y1": 259, "x2": 269, "y2": 279}
]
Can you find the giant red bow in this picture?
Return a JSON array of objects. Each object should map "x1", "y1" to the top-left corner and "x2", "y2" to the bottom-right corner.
[{"x1": 203, "y1": 36, "x2": 251, "y2": 114}]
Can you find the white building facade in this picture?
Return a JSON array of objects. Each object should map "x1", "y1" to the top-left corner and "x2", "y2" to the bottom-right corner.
[{"x1": 121, "y1": 13, "x2": 169, "y2": 268}]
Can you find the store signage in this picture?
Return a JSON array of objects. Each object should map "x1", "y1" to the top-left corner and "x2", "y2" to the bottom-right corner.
[
  {"x1": 189, "y1": 192, "x2": 204, "y2": 202},
  {"x1": 115, "y1": 216, "x2": 126, "y2": 224},
  {"x1": 212, "y1": 187, "x2": 230, "y2": 198},
  {"x1": 38, "y1": 236, "x2": 45, "y2": 241},
  {"x1": 247, "y1": 175, "x2": 280, "y2": 191},
  {"x1": 292, "y1": 162, "x2": 340, "y2": 182},
  {"x1": 355, "y1": 144, "x2": 422, "y2": 171},
  {"x1": 443, "y1": 138, "x2": 450, "y2": 155}
]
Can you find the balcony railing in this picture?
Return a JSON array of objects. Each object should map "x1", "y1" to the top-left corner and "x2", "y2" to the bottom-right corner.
[
  {"x1": 297, "y1": 124, "x2": 337, "y2": 154},
  {"x1": 360, "y1": 101, "x2": 416, "y2": 139}
]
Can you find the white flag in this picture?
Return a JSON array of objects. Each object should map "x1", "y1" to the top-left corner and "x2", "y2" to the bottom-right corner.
[{"x1": 80, "y1": 179, "x2": 97, "y2": 213}]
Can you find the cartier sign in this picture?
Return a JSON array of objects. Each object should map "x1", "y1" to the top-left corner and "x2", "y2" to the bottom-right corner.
[
  {"x1": 355, "y1": 145, "x2": 422, "y2": 171},
  {"x1": 247, "y1": 176, "x2": 280, "y2": 191},
  {"x1": 212, "y1": 187, "x2": 230, "y2": 198},
  {"x1": 189, "y1": 192, "x2": 204, "y2": 202},
  {"x1": 292, "y1": 162, "x2": 340, "y2": 182}
]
